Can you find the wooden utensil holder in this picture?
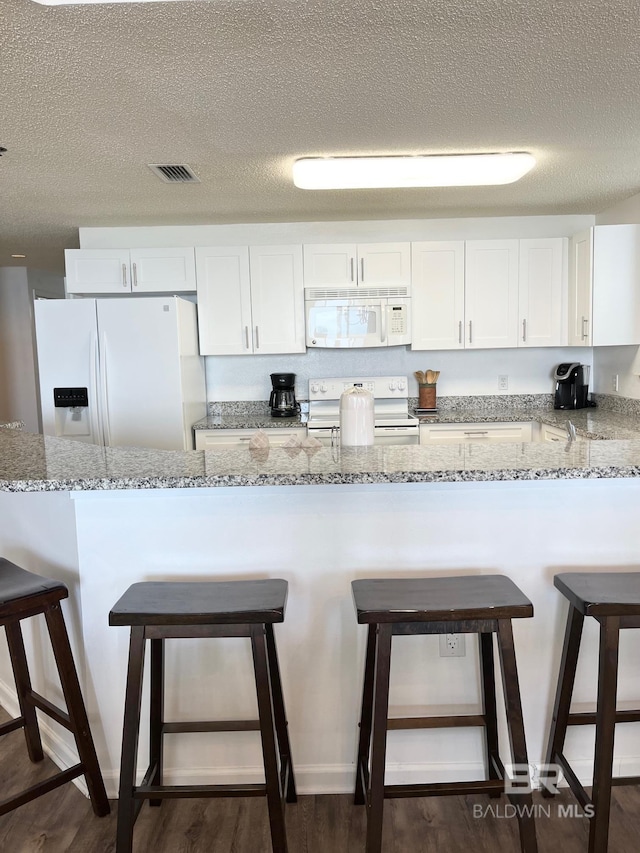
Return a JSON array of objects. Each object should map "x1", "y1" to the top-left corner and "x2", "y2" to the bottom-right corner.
[{"x1": 418, "y1": 383, "x2": 437, "y2": 409}]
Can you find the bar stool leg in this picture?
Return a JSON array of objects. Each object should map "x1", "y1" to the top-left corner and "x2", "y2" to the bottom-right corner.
[
  {"x1": 589, "y1": 616, "x2": 620, "y2": 853},
  {"x1": 543, "y1": 604, "x2": 584, "y2": 798},
  {"x1": 355, "y1": 623, "x2": 377, "y2": 806},
  {"x1": 149, "y1": 638, "x2": 164, "y2": 808},
  {"x1": 496, "y1": 619, "x2": 538, "y2": 853},
  {"x1": 265, "y1": 624, "x2": 296, "y2": 804},
  {"x1": 4, "y1": 621, "x2": 44, "y2": 763},
  {"x1": 252, "y1": 624, "x2": 288, "y2": 853},
  {"x1": 479, "y1": 631, "x2": 500, "y2": 798},
  {"x1": 116, "y1": 626, "x2": 147, "y2": 853},
  {"x1": 366, "y1": 623, "x2": 392, "y2": 853},
  {"x1": 44, "y1": 603, "x2": 110, "y2": 817}
]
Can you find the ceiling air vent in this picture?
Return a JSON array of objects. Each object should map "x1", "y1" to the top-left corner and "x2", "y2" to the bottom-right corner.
[{"x1": 148, "y1": 164, "x2": 200, "y2": 184}]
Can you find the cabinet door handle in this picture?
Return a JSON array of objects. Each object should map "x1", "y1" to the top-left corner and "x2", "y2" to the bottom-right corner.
[
  {"x1": 468, "y1": 320, "x2": 473, "y2": 344},
  {"x1": 245, "y1": 326, "x2": 250, "y2": 350},
  {"x1": 132, "y1": 262, "x2": 138, "y2": 288},
  {"x1": 350, "y1": 257, "x2": 355, "y2": 282},
  {"x1": 458, "y1": 320, "x2": 462, "y2": 344},
  {"x1": 522, "y1": 319, "x2": 527, "y2": 342},
  {"x1": 122, "y1": 264, "x2": 127, "y2": 288},
  {"x1": 360, "y1": 258, "x2": 365, "y2": 282},
  {"x1": 582, "y1": 317, "x2": 589, "y2": 340},
  {"x1": 255, "y1": 326, "x2": 260, "y2": 349}
]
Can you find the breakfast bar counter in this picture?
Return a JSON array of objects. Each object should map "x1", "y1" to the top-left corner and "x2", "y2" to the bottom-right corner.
[
  {"x1": 4, "y1": 424, "x2": 640, "y2": 491},
  {"x1": 2, "y1": 423, "x2": 640, "y2": 804}
]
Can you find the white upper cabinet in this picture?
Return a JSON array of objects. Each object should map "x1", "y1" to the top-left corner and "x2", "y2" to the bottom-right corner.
[
  {"x1": 568, "y1": 229, "x2": 593, "y2": 345},
  {"x1": 591, "y1": 225, "x2": 640, "y2": 346},
  {"x1": 65, "y1": 248, "x2": 196, "y2": 295},
  {"x1": 411, "y1": 241, "x2": 465, "y2": 350},
  {"x1": 195, "y1": 247, "x2": 252, "y2": 355},
  {"x1": 464, "y1": 240, "x2": 519, "y2": 349},
  {"x1": 518, "y1": 238, "x2": 565, "y2": 347},
  {"x1": 129, "y1": 248, "x2": 196, "y2": 293},
  {"x1": 65, "y1": 249, "x2": 132, "y2": 294},
  {"x1": 196, "y1": 245, "x2": 305, "y2": 355},
  {"x1": 303, "y1": 243, "x2": 410, "y2": 289},
  {"x1": 248, "y1": 245, "x2": 305, "y2": 354}
]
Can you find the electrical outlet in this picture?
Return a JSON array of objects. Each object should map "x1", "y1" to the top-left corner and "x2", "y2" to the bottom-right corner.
[
  {"x1": 612, "y1": 374, "x2": 619, "y2": 392},
  {"x1": 498, "y1": 375, "x2": 509, "y2": 391},
  {"x1": 439, "y1": 633, "x2": 466, "y2": 657}
]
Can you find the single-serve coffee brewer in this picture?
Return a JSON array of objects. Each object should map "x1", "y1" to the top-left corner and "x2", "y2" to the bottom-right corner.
[
  {"x1": 269, "y1": 373, "x2": 298, "y2": 418},
  {"x1": 554, "y1": 363, "x2": 590, "y2": 410}
]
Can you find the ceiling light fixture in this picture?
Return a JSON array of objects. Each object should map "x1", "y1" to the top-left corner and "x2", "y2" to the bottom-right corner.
[
  {"x1": 11, "y1": 254, "x2": 26, "y2": 258},
  {"x1": 292, "y1": 152, "x2": 536, "y2": 190}
]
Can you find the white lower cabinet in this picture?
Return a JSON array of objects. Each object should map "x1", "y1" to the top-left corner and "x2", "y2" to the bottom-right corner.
[
  {"x1": 539, "y1": 423, "x2": 583, "y2": 443},
  {"x1": 420, "y1": 422, "x2": 534, "y2": 444},
  {"x1": 195, "y1": 427, "x2": 306, "y2": 450}
]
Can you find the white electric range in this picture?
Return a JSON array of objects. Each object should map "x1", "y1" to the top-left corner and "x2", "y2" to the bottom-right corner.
[{"x1": 307, "y1": 375, "x2": 420, "y2": 445}]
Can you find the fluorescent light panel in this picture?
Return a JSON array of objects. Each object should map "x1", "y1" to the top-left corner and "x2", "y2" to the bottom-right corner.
[{"x1": 292, "y1": 153, "x2": 536, "y2": 190}]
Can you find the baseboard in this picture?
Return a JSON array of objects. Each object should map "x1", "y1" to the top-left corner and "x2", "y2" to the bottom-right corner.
[{"x1": 5, "y1": 671, "x2": 640, "y2": 801}]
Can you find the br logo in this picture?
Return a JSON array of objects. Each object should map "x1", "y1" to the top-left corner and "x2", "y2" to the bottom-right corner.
[{"x1": 504, "y1": 764, "x2": 562, "y2": 795}]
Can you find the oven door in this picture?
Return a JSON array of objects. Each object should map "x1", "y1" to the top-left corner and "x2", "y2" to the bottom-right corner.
[
  {"x1": 372, "y1": 426, "x2": 420, "y2": 445},
  {"x1": 307, "y1": 426, "x2": 419, "y2": 446},
  {"x1": 305, "y1": 298, "x2": 385, "y2": 348}
]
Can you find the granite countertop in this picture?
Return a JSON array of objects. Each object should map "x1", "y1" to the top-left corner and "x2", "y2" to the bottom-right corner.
[
  {"x1": 415, "y1": 407, "x2": 640, "y2": 440},
  {"x1": 193, "y1": 413, "x2": 305, "y2": 430},
  {"x1": 0, "y1": 421, "x2": 24, "y2": 430},
  {"x1": 4, "y1": 412, "x2": 640, "y2": 491}
]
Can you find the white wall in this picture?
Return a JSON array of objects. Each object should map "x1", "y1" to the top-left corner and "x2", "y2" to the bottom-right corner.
[
  {"x1": 206, "y1": 345, "x2": 594, "y2": 402},
  {"x1": 596, "y1": 189, "x2": 640, "y2": 226},
  {"x1": 79, "y1": 214, "x2": 594, "y2": 249},
  {"x1": 0, "y1": 267, "x2": 65, "y2": 431},
  {"x1": 593, "y1": 192, "x2": 640, "y2": 397}
]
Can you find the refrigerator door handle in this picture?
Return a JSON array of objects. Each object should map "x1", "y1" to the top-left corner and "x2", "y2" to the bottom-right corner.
[
  {"x1": 99, "y1": 333, "x2": 113, "y2": 447},
  {"x1": 90, "y1": 332, "x2": 105, "y2": 446}
]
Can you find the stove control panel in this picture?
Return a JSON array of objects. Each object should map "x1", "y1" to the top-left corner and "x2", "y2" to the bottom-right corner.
[{"x1": 308, "y1": 376, "x2": 408, "y2": 401}]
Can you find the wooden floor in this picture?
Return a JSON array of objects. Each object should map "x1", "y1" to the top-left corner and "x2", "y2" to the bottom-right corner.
[{"x1": 2, "y1": 710, "x2": 640, "y2": 852}]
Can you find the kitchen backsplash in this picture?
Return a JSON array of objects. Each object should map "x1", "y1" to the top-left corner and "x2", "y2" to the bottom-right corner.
[
  {"x1": 204, "y1": 345, "x2": 593, "y2": 403},
  {"x1": 208, "y1": 394, "x2": 556, "y2": 416},
  {"x1": 593, "y1": 393, "x2": 640, "y2": 416}
]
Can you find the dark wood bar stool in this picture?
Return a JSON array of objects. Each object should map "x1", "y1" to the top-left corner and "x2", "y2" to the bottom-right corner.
[
  {"x1": 544, "y1": 572, "x2": 640, "y2": 853},
  {"x1": 0, "y1": 558, "x2": 109, "y2": 817},
  {"x1": 352, "y1": 575, "x2": 537, "y2": 853},
  {"x1": 109, "y1": 578, "x2": 296, "y2": 853}
]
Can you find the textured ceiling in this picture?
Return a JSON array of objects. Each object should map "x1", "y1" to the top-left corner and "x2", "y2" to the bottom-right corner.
[{"x1": 2, "y1": 0, "x2": 640, "y2": 271}]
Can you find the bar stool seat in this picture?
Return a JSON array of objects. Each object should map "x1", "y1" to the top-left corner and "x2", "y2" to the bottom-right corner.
[
  {"x1": 544, "y1": 572, "x2": 640, "y2": 853},
  {"x1": 109, "y1": 578, "x2": 296, "y2": 853},
  {"x1": 352, "y1": 574, "x2": 537, "y2": 853},
  {"x1": 0, "y1": 558, "x2": 109, "y2": 817}
]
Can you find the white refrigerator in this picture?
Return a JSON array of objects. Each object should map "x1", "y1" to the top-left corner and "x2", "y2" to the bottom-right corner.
[{"x1": 34, "y1": 297, "x2": 206, "y2": 451}]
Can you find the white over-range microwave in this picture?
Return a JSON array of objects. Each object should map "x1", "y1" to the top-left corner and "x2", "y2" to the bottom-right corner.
[{"x1": 305, "y1": 287, "x2": 411, "y2": 348}]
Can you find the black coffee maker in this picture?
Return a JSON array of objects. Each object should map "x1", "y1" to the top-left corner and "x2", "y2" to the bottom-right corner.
[
  {"x1": 554, "y1": 363, "x2": 590, "y2": 410},
  {"x1": 269, "y1": 373, "x2": 298, "y2": 418}
]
